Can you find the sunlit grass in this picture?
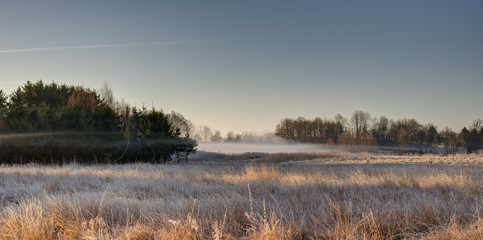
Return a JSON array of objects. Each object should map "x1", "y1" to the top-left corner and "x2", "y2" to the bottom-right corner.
[{"x1": 0, "y1": 154, "x2": 482, "y2": 239}]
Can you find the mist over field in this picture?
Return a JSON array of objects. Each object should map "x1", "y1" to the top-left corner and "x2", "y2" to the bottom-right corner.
[{"x1": 197, "y1": 142, "x2": 335, "y2": 154}]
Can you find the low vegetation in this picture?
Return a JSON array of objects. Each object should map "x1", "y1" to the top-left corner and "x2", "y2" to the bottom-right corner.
[{"x1": 0, "y1": 153, "x2": 481, "y2": 239}]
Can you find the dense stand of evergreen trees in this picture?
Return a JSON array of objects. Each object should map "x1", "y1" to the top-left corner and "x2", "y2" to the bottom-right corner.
[
  {"x1": 0, "y1": 81, "x2": 196, "y2": 164},
  {"x1": 275, "y1": 111, "x2": 483, "y2": 154}
]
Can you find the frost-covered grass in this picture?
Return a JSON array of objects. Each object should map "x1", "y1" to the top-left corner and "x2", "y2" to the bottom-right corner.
[{"x1": 0, "y1": 154, "x2": 482, "y2": 239}]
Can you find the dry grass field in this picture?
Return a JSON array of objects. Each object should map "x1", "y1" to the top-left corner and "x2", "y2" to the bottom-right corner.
[{"x1": 0, "y1": 153, "x2": 482, "y2": 239}]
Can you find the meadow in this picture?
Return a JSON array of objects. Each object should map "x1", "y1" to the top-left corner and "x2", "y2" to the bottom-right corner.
[{"x1": 0, "y1": 153, "x2": 482, "y2": 239}]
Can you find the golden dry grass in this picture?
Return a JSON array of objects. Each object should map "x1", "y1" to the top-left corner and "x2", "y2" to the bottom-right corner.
[{"x1": 0, "y1": 153, "x2": 481, "y2": 239}]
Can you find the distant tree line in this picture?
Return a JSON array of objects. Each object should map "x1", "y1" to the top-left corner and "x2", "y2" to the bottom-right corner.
[
  {"x1": 192, "y1": 126, "x2": 243, "y2": 143},
  {"x1": 192, "y1": 125, "x2": 280, "y2": 144},
  {"x1": 275, "y1": 110, "x2": 483, "y2": 154},
  {"x1": 0, "y1": 80, "x2": 196, "y2": 164}
]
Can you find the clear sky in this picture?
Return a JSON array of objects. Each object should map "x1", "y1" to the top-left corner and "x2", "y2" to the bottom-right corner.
[{"x1": 1, "y1": 1, "x2": 482, "y2": 135}]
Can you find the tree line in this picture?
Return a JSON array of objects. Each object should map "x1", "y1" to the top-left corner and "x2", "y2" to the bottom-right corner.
[
  {"x1": 192, "y1": 126, "x2": 243, "y2": 143},
  {"x1": 0, "y1": 81, "x2": 196, "y2": 164},
  {"x1": 191, "y1": 125, "x2": 282, "y2": 144},
  {"x1": 275, "y1": 110, "x2": 483, "y2": 154}
]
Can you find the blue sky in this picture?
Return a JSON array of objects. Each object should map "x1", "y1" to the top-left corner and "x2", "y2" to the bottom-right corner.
[{"x1": 0, "y1": 1, "x2": 482, "y2": 134}]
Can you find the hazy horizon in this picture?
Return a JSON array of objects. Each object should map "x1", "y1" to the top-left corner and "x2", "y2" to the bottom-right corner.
[{"x1": 1, "y1": 1, "x2": 482, "y2": 134}]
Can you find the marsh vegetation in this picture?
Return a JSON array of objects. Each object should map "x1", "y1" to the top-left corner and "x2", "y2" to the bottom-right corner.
[{"x1": 0, "y1": 153, "x2": 481, "y2": 239}]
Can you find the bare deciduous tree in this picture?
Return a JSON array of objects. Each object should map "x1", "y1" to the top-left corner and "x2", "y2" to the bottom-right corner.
[
  {"x1": 371, "y1": 116, "x2": 390, "y2": 144},
  {"x1": 99, "y1": 81, "x2": 115, "y2": 111},
  {"x1": 210, "y1": 130, "x2": 222, "y2": 142},
  {"x1": 168, "y1": 111, "x2": 196, "y2": 138},
  {"x1": 201, "y1": 125, "x2": 212, "y2": 142},
  {"x1": 440, "y1": 127, "x2": 457, "y2": 154},
  {"x1": 335, "y1": 114, "x2": 347, "y2": 133},
  {"x1": 350, "y1": 110, "x2": 371, "y2": 145}
]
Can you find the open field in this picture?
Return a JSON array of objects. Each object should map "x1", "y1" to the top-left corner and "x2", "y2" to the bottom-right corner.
[{"x1": 0, "y1": 153, "x2": 482, "y2": 239}]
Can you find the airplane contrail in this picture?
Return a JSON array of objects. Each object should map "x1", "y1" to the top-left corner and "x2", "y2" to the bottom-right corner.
[
  {"x1": 0, "y1": 40, "x2": 216, "y2": 54},
  {"x1": 0, "y1": 37, "x2": 337, "y2": 54}
]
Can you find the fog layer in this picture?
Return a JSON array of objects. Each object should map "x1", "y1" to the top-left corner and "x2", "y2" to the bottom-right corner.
[{"x1": 197, "y1": 142, "x2": 335, "y2": 154}]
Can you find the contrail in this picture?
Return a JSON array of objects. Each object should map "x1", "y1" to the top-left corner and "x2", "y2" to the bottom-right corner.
[
  {"x1": 0, "y1": 37, "x2": 337, "y2": 54},
  {"x1": 0, "y1": 40, "x2": 215, "y2": 54}
]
